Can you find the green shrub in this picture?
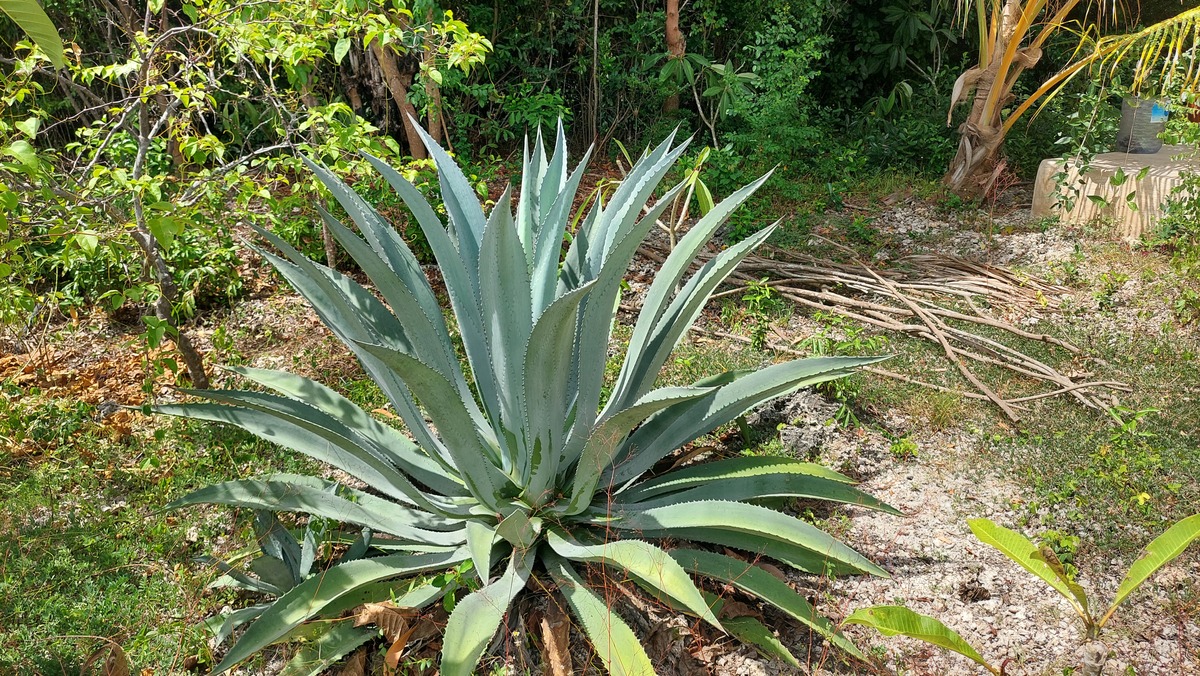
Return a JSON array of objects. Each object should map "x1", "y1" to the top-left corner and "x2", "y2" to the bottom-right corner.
[{"x1": 160, "y1": 126, "x2": 894, "y2": 674}]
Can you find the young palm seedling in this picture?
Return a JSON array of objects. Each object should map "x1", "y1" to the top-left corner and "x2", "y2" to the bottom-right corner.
[
  {"x1": 160, "y1": 124, "x2": 896, "y2": 674},
  {"x1": 845, "y1": 515, "x2": 1200, "y2": 675}
]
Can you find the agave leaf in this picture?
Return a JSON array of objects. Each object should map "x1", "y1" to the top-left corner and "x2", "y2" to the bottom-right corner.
[
  {"x1": 671, "y1": 548, "x2": 863, "y2": 659},
  {"x1": 521, "y1": 281, "x2": 598, "y2": 498},
  {"x1": 202, "y1": 557, "x2": 285, "y2": 596},
  {"x1": 440, "y1": 547, "x2": 535, "y2": 676},
  {"x1": 212, "y1": 549, "x2": 467, "y2": 673},
  {"x1": 621, "y1": 456, "x2": 856, "y2": 501},
  {"x1": 316, "y1": 579, "x2": 450, "y2": 621},
  {"x1": 611, "y1": 356, "x2": 887, "y2": 485},
  {"x1": 611, "y1": 501, "x2": 887, "y2": 577},
  {"x1": 967, "y1": 519, "x2": 1088, "y2": 620},
  {"x1": 628, "y1": 472, "x2": 900, "y2": 515},
  {"x1": 168, "y1": 479, "x2": 463, "y2": 545},
  {"x1": 248, "y1": 236, "x2": 452, "y2": 462},
  {"x1": 154, "y1": 403, "x2": 463, "y2": 517},
  {"x1": 279, "y1": 621, "x2": 376, "y2": 676},
  {"x1": 532, "y1": 142, "x2": 594, "y2": 314},
  {"x1": 700, "y1": 591, "x2": 800, "y2": 667},
  {"x1": 587, "y1": 132, "x2": 687, "y2": 266},
  {"x1": 516, "y1": 132, "x2": 542, "y2": 261},
  {"x1": 251, "y1": 555, "x2": 299, "y2": 593},
  {"x1": 1103, "y1": 513, "x2": 1200, "y2": 627},
  {"x1": 843, "y1": 606, "x2": 998, "y2": 675},
  {"x1": 355, "y1": 343, "x2": 510, "y2": 511},
  {"x1": 562, "y1": 385, "x2": 717, "y2": 515},
  {"x1": 558, "y1": 179, "x2": 689, "y2": 473},
  {"x1": 465, "y1": 520, "x2": 497, "y2": 583},
  {"x1": 496, "y1": 509, "x2": 541, "y2": 550},
  {"x1": 480, "y1": 186, "x2": 533, "y2": 442},
  {"x1": 255, "y1": 510, "x2": 302, "y2": 579},
  {"x1": 224, "y1": 366, "x2": 462, "y2": 496},
  {"x1": 546, "y1": 528, "x2": 721, "y2": 630},
  {"x1": 613, "y1": 171, "x2": 773, "y2": 406},
  {"x1": 558, "y1": 199, "x2": 600, "y2": 293},
  {"x1": 303, "y1": 158, "x2": 444, "y2": 327},
  {"x1": 410, "y1": 121, "x2": 486, "y2": 264},
  {"x1": 543, "y1": 550, "x2": 656, "y2": 676},
  {"x1": 319, "y1": 208, "x2": 461, "y2": 384},
  {"x1": 206, "y1": 604, "x2": 270, "y2": 647},
  {"x1": 609, "y1": 223, "x2": 778, "y2": 411},
  {"x1": 178, "y1": 387, "x2": 464, "y2": 500},
  {"x1": 357, "y1": 152, "x2": 501, "y2": 421}
]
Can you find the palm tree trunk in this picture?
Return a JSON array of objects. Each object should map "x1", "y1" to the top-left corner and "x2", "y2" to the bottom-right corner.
[{"x1": 944, "y1": 0, "x2": 1041, "y2": 198}]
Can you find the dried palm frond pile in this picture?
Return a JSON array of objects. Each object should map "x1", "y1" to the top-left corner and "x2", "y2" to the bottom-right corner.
[{"x1": 640, "y1": 239, "x2": 1130, "y2": 421}]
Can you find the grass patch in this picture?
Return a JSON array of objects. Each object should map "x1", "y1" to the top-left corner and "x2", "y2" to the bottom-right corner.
[{"x1": 0, "y1": 385, "x2": 317, "y2": 672}]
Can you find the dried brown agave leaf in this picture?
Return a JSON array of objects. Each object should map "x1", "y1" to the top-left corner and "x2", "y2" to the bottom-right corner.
[
  {"x1": 79, "y1": 642, "x2": 130, "y2": 676},
  {"x1": 352, "y1": 601, "x2": 418, "y2": 643},
  {"x1": 538, "y1": 596, "x2": 572, "y2": 676},
  {"x1": 337, "y1": 648, "x2": 367, "y2": 676}
]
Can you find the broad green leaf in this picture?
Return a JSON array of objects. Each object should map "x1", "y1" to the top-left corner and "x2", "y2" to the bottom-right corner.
[
  {"x1": 212, "y1": 549, "x2": 468, "y2": 673},
  {"x1": 968, "y1": 519, "x2": 1088, "y2": 620},
  {"x1": 147, "y1": 215, "x2": 181, "y2": 249},
  {"x1": 74, "y1": 232, "x2": 98, "y2": 255},
  {"x1": 333, "y1": 36, "x2": 351, "y2": 64},
  {"x1": 14, "y1": 117, "x2": 38, "y2": 138},
  {"x1": 4, "y1": 140, "x2": 38, "y2": 168},
  {"x1": 695, "y1": 179, "x2": 715, "y2": 215},
  {"x1": 672, "y1": 548, "x2": 863, "y2": 659},
  {"x1": 844, "y1": 606, "x2": 997, "y2": 673},
  {"x1": 0, "y1": 0, "x2": 65, "y2": 68},
  {"x1": 544, "y1": 550, "x2": 655, "y2": 676},
  {"x1": 1104, "y1": 513, "x2": 1200, "y2": 626},
  {"x1": 440, "y1": 548, "x2": 534, "y2": 676},
  {"x1": 547, "y1": 529, "x2": 721, "y2": 629}
]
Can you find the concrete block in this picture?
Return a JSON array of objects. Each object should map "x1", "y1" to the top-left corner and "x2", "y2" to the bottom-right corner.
[{"x1": 1031, "y1": 145, "x2": 1200, "y2": 240}]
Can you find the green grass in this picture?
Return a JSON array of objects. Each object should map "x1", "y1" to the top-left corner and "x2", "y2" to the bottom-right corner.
[{"x1": 0, "y1": 386, "x2": 317, "y2": 673}]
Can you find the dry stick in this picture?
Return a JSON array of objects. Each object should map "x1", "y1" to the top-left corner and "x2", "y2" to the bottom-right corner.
[
  {"x1": 857, "y1": 260, "x2": 1023, "y2": 421},
  {"x1": 641, "y1": 238, "x2": 1127, "y2": 413}
]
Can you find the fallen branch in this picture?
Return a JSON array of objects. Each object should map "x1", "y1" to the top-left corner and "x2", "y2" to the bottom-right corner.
[{"x1": 638, "y1": 235, "x2": 1128, "y2": 418}]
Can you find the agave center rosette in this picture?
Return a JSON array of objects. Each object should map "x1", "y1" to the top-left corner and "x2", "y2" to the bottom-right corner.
[{"x1": 160, "y1": 123, "x2": 897, "y2": 674}]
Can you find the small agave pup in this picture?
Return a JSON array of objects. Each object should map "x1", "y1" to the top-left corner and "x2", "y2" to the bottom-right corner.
[{"x1": 161, "y1": 124, "x2": 897, "y2": 674}]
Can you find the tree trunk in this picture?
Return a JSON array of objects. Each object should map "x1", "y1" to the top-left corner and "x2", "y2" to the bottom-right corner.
[
  {"x1": 663, "y1": 0, "x2": 685, "y2": 113},
  {"x1": 944, "y1": 0, "x2": 1041, "y2": 198},
  {"x1": 424, "y1": 6, "x2": 444, "y2": 144},
  {"x1": 371, "y1": 40, "x2": 427, "y2": 160}
]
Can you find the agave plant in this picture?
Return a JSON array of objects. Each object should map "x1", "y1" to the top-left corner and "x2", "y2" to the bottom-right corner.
[{"x1": 161, "y1": 124, "x2": 896, "y2": 674}]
